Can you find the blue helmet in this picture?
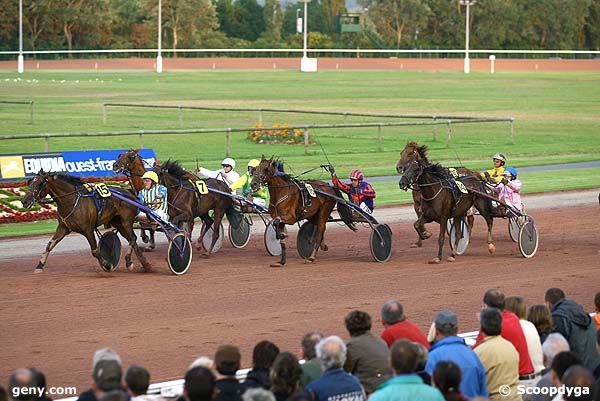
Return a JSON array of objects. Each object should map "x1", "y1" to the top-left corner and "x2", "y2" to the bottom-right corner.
[{"x1": 504, "y1": 167, "x2": 518, "y2": 179}]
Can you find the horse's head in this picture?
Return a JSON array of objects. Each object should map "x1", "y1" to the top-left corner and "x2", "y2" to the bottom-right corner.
[
  {"x1": 113, "y1": 148, "x2": 139, "y2": 174},
  {"x1": 22, "y1": 170, "x2": 52, "y2": 208},
  {"x1": 250, "y1": 156, "x2": 276, "y2": 192},
  {"x1": 398, "y1": 142, "x2": 428, "y2": 191}
]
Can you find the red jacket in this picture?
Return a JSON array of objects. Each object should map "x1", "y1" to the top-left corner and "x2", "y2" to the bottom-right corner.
[
  {"x1": 474, "y1": 310, "x2": 534, "y2": 375},
  {"x1": 381, "y1": 319, "x2": 430, "y2": 349}
]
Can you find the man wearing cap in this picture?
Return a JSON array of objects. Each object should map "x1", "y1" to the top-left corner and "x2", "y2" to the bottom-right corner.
[
  {"x1": 77, "y1": 360, "x2": 123, "y2": 401},
  {"x1": 78, "y1": 349, "x2": 123, "y2": 401},
  {"x1": 137, "y1": 171, "x2": 169, "y2": 222},
  {"x1": 424, "y1": 310, "x2": 488, "y2": 399}
]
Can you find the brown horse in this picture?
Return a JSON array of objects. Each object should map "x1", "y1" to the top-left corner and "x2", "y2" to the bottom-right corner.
[
  {"x1": 250, "y1": 156, "x2": 354, "y2": 267},
  {"x1": 22, "y1": 171, "x2": 150, "y2": 273},
  {"x1": 113, "y1": 148, "x2": 156, "y2": 249},
  {"x1": 397, "y1": 142, "x2": 495, "y2": 264},
  {"x1": 154, "y1": 160, "x2": 234, "y2": 257}
]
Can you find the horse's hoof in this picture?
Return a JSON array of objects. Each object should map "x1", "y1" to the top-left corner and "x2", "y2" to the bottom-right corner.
[
  {"x1": 34, "y1": 268, "x2": 44, "y2": 274},
  {"x1": 142, "y1": 264, "x2": 153, "y2": 273},
  {"x1": 447, "y1": 256, "x2": 456, "y2": 262},
  {"x1": 428, "y1": 257, "x2": 441, "y2": 264},
  {"x1": 270, "y1": 262, "x2": 283, "y2": 268},
  {"x1": 423, "y1": 231, "x2": 432, "y2": 239},
  {"x1": 321, "y1": 244, "x2": 329, "y2": 252},
  {"x1": 200, "y1": 253, "x2": 210, "y2": 258},
  {"x1": 410, "y1": 243, "x2": 421, "y2": 248},
  {"x1": 488, "y1": 243, "x2": 496, "y2": 254}
]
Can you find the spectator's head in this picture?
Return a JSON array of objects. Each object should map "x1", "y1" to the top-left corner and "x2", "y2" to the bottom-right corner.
[
  {"x1": 99, "y1": 390, "x2": 127, "y2": 401},
  {"x1": 432, "y1": 361, "x2": 462, "y2": 400},
  {"x1": 381, "y1": 300, "x2": 405, "y2": 327},
  {"x1": 345, "y1": 310, "x2": 372, "y2": 337},
  {"x1": 541, "y1": 333, "x2": 570, "y2": 368},
  {"x1": 562, "y1": 365, "x2": 597, "y2": 401},
  {"x1": 435, "y1": 310, "x2": 458, "y2": 339},
  {"x1": 301, "y1": 331, "x2": 323, "y2": 360},
  {"x1": 483, "y1": 289, "x2": 505, "y2": 310},
  {"x1": 252, "y1": 341, "x2": 280, "y2": 371},
  {"x1": 242, "y1": 388, "x2": 275, "y2": 401},
  {"x1": 93, "y1": 359, "x2": 123, "y2": 392},
  {"x1": 8, "y1": 369, "x2": 36, "y2": 401},
  {"x1": 480, "y1": 308, "x2": 502, "y2": 337},
  {"x1": 544, "y1": 288, "x2": 566, "y2": 309},
  {"x1": 550, "y1": 351, "x2": 582, "y2": 387},
  {"x1": 594, "y1": 292, "x2": 600, "y2": 313},
  {"x1": 527, "y1": 304, "x2": 554, "y2": 337},
  {"x1": 316, "y1": 336, "x2": 347, "y2": 371},
  {"x1": 189, "y1": 356, "x2": 214, "y2": 370},
  {"x1": 29, "y1": 369, "x2": 46, "y2": 393},
  {"x1": 505, "y1": 296, "x2": 527, "y2": 319},
  {"x1": 389, "y1": 340, "x2": 418, "y2": 375},
  {"x1": 214, "y1": 344, "x2": 241, "y2": 376},
  {"x1": 124, "y1": 365, "x2": 150, "y2": 397},
  {"x1": 414, "y1": 343, "x2": 428, "y2": 372},
  {"x1": 184, "y1": 366, "x2": 215, "y2": 401},
  {"x1": 93, "y1": 348, "x2": 122, "y2": 372},
  {"x1": 270, "y1": 352, "x2": 302, "y2": 396}
]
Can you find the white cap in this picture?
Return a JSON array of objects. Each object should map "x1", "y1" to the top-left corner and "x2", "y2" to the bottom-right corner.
[{"x1": 221, "y1": 158, "x2": 236, "y2": 168}]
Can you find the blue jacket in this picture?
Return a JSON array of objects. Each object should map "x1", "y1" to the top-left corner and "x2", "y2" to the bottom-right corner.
[
  {"x1": 304, "y1": 368, "x2": 365, "y2": 401},
  {"x1": 425, "y1": 336, "x2": 488, "y2": 398},
  {"x1": 368, "y1": 374, "x2": 445, "y2": 401}
]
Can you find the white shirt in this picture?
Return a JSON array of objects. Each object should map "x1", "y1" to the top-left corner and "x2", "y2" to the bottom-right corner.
[
  {"x1": 520, "y1": 319, "x2": 545, "y2": 374},
  {"x1": 197, "y1": 167, "x2": 240, "y2": 187}
]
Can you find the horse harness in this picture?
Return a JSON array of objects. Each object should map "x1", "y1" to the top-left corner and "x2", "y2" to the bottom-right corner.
[{"x1": 269, "y1": 178, "x2": 316, "y2": 218}]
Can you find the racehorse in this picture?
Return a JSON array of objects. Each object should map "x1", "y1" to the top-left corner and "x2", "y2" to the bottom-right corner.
[
  {"x1": 154, "y1": 160, "x2": 233, "y2": 257},
  {"x1": 113, "y1": 148, "x2": 156, "y2": 249},
  {"x1": 250, "y1": 156, "x2": 355, "y2": 267},
  {"x1": 22, "y1": 170, "x2": 150, "y2": 273},
  {"x1": 397, "y1": 142, "x2": 495, "y2": 264}
]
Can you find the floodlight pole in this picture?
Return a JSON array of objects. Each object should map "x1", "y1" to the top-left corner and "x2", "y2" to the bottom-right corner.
[
  {"x1": 460, "y1": 0, "x2": 475, "y2": 74},
  {"x1": 18, "y1": 0, "x2": 24, "y2": 73},
  {"x1": 156, "y1": 0, "x2": 163, "y2": 73}
]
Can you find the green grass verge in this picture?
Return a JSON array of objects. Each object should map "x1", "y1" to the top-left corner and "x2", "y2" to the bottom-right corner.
[{"x1": 0, "y1": 219, "x2": 58, "y2": 238}]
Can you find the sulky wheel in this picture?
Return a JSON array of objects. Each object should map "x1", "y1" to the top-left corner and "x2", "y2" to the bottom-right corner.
[
  {"x1": 370, "y1": 224, "x2": 393, "y2": 263},
  {"x1": 296, "y1": 221, "x2": 316, "y2": 260},
  {"x1": 518, "y1": 216, "x2": 539, "y2": 259},
  {"x1": 229, "y1": 215, "x2": 252, "y2": 249},
  {"x1": 99, "y1": 230, "x2": 122, "y2": 272},
  {"x1": 168, "y1": 233, "x2": 193, "y2": 275}
]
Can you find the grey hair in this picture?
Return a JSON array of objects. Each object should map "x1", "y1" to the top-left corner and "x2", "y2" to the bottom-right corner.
[
  {"x1": 316, "y1": 336, "x2": 347, "y2": 370},
  {"x1": 242, "y1": 388, "x2": 276, "y2": 401},
  {"x1": 542, "y1": 333, "x2": 570, "y2": 366},
  {"x1": 93, "y1": 348, "x2": 121, "y2": 371},
  {"x1": 189, "y1": 356, "x2": 214, "y2": 370},
  {"x1": 381, "y1": 300, "x2": 404, "y2": 325}
]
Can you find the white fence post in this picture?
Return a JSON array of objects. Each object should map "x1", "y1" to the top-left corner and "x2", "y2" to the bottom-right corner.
[
  {"x1": 29, "y1": 100, "x2": 34, "y2": 125},
  {"x1": 102, "y1": 104, "x2": 107, "y2": 125},
  {"x1": 446, "y1": 120, "x2": 452, "y2": 147},
  {"x1": 226, "y1": 128, "x2": 231, "y2": 157},
  {"x1": 432, "y1": 116, "x2": 437, "y2": 141},
  {"x1": 303, "y1": 126, "x2": 309, "y2": 155},
  {"x1": 377, "y1": 124, "x2": 383, "y2": 152},
  {"x1": 509, "y1": 117, "x2": 514, "y2": 144},
  {"x1": 178, "y1": 106, "x2": 184, "y2": 127}
]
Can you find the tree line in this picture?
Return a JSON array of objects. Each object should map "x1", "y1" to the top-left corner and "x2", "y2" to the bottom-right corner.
[{"x1": 0, "y1": 0, "x2": 598, "y2": 54}]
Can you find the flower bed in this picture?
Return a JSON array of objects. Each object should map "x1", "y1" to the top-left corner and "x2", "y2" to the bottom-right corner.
[
  {"x1": 0, "y1": 177, "x2": 129, "y2": 225},
  {"x1": 247, "y1": 123, "x2": 310, "y2": 144}
]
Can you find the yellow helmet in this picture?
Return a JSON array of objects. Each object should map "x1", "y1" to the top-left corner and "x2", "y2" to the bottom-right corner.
[
  {"x1": 247, "y1": 159, "x2": 260, "y2": 168},
  {"x1": 142, "y1": 171, "x2": 159, "y2": 184}
]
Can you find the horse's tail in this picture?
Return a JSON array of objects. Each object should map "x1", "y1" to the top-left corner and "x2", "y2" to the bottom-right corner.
[{"x1": 333, "y1": 188, "x2": 358, "y2": 231}]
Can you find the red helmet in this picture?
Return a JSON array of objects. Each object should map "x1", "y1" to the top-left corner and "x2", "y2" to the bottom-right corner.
[{"x1": 349, "y1": 169, "x2": 364, "y2": 180}]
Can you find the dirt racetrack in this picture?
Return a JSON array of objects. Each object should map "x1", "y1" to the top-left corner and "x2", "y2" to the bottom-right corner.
[{"x1": 1, "y1": 203, "x2": 599, "y2": 392}]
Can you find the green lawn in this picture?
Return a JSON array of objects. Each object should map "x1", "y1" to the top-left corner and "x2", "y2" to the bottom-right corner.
[{"x1": 0, "y1": 69, "x2": 599, "y2": 237}]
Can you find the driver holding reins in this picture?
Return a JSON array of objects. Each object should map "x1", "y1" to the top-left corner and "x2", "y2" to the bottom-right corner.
[
  {"x1": 196, "y1": 157, "x2": 240, "y2": 189},
  {"x1": 230, "y1": 159, "x2": 269, "y2": 210},
  {"x1": 330, "y1": 167, "x2": 376, "y2": 214},
  {"x1": 137, "y1": 171, "x2": 169, "y2": 223},
  {"x1": 481, "y1": 153, "x2": 507, "y2": 184}
]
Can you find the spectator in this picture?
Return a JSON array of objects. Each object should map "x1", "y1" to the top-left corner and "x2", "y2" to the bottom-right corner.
[
  {"x1": 184, "y1": 366, "x2": 216, "y2": 401},
  {"x1": 528, "y1": 305, "x2": 555, "y2": 344},
  {"x1": 506, "y1": 296, "x2": 545, "y2": 376},
  {"x1": 124, "y1": 365, "x2": 152, "y2": 401},
  {"x1": 99, "y1": 391, "x2": 126, "y2": 401},
  {"x1": 369, "y1": 340, "x2": 444, "y2": 401},
  {"x1": 425, "y1": 310, "x2": 488, "y2": 399},
  {"x1": 270, "y1": 352, "x2": 302, "y2": 401},
  {"x1": 415, "y1": 343, "x2": 431, "y2": 385},
  {"x1": 343, "y1": 310, "x2": 391, "y2": 394},
  {"x1": 304, "y1": 336, "x2": 366, "y2": 401},
  {"x1": 78, "y1": 349, "x2": 123, "y2": 401},
  {"x1": 380, "y1": 300, "x2": 430, "y2": 349},
  {"x1": 594, "y1": 292, "x2": 600, "y2": 330},
  {"x1": 561, "y1": 365, "x2": 598, "y2": 401},
  {"x1": 432, "y1": 361, "x2": 468, "y2": 401},
  {"x1": 545, "y1": 288, "x2": 600, "y2": 374},
  {"x1": 241, "y1": 389, "x2": 274, "y2": 401},
  {"x1": 243, "y1": 341, "x2": 280, "y2": 390},
  {"x1": 548, "y1": 352, "x2": 583, "y2": 400},
  {"x1": 300, "y1": 332, "x2": 323, "y2": 388},
  {"x1": 531, "y1": 333, "x2": 570, "y2": 401},
  {"x1": 213, "y1": 345, "x2": 244, "y2": 401},
  {"x1": 9, "y1": 369, "x2": 36, "y2": 401},
  {"x1": 475, "y1": 289, "x2": 535, "y2": 379},
  {"x1": 30, "y1": 369, "x2": 52, "y2": 401},
  {"x1": 189, "y1": 357, "x2": 214, "y2": 371},
  {"x1": 474, "y1": 308, "x2": 522, "y2": 401},
  {"x1": 1, "y1": 385, "x2": 7, "y2": 401}
]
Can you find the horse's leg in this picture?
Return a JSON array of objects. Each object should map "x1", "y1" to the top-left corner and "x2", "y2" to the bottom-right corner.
[
  {"x1": 308, "y1": 217, "x2": 327, "y2": 263},
  {"x1": 34, "y1": 223, "x2": 71, "y2": 273},
  {"x1": 484, "y1": 211, "x2": 495, "y2": 254},
  {"x1": 270, "y1": 219, "x2": 287, "y2": 267},
  {"x1": 447, "y1": 218, "x2": 461, "y2": 262},
  {"x1": 141, "y1": 228, "x2": 149, "y2": 244},
  {"x1": 429, "y1": 217, "x2": 448, "y2": 264},
  {"x1": 82, "y1": 229, "x2": 106, "y2": 272},
  {"x1": 112, "y1": 218, "x2": 151, "y2": 272},
  {"x1": 149, "y1": 228, "x2": 156, "y2": 250},
  {"x1": 206, "y1": 211, "x2": 224, "y2": 258},
  {"x1": 197, "y1": 215, "x2": 212, "y2": 254}
]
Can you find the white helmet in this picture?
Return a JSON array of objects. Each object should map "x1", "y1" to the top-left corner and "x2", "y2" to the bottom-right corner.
[{"x1": 221, "y1": 158, "x2": 236, "y2": 169}]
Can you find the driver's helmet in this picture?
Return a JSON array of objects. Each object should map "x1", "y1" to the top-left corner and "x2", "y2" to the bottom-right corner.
[
  {"x1": 504, "y1": 167, "x2": 518, "y2": 179},
  {"x1": 492, "y1": 153, "x2": 507, "y2": 165},
  {"x1": 142, "y1": 171, "x2": 159, "y2": 184},
  {"x1": 349, "y1": 169, "x2": 364, "y2": 180},
  {"x1": 221, "y1": 158, "x2": 236, "y2": 169}
]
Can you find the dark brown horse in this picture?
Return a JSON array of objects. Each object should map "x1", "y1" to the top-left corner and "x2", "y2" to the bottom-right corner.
[
  {"x1": 250, "y1": 156, "x2": 354, "y2": 267},
  {"x1": 113, "y1": 148, "x2": 156, "y2": 249},
  {"x1": 154, "y1": 160, "x2": 233, "y2": 257},
  {"x1": 22, "y1": 171, "x2": 149, "y2": 273},
  {"x1": 397, "y1": 142, "x2": 495, "y2": 264}
]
